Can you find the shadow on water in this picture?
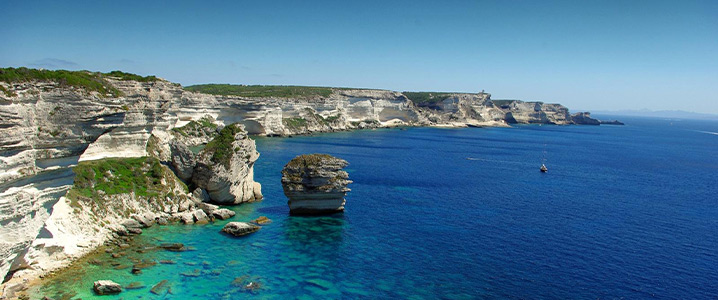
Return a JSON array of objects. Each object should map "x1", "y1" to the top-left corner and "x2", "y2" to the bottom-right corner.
[{"x1": 282, "y1": 215, "x2": 346, "y2": 247}]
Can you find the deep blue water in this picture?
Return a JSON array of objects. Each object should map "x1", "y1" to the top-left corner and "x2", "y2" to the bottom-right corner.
[{"x1": 34, "y1": 117, "x2": 718, "y2": 299}]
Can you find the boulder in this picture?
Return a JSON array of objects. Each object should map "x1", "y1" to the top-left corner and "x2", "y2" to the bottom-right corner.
[
  {"x1": 178, "y1": 212, "x2": 195, "y2": 224},
  {"x1": 132, "y1": 213, "x2": 155, "y2": 228},
  {"x1": 198, "y1": 202, "x2": 219, "y2": 215},
  {"x1": 221, "y1": 222, "x2": 260, "y2": 237},
  {"x1": 192, "y1": 188, "x2": 211, "y2": 203},
  {"x1": 169, "y1": 140, "x2": 196, "y2": 182},
  {"x1": 281, "y1": 154, "x2": 352, "y2": 215},
  {"x1": 211, "y1": 208, "x2": 236, "y2": 220},
  {"x1": 193, "y1": 209, "x2": 209, "y2": 224},
  {"x1": 93, "y1": 280, "x2": 122, "y2": 295},
  {"x1": 191, "y1": 124, "x2": 262, "y2": 204},
  {"x1": 121, "y1": 219, "x2": 142, "y2": 230}
]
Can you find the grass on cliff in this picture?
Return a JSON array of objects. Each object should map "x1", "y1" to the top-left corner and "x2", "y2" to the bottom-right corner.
[
  {"x1": 185, "y1": 84, "x2": 333, "y2": 98},
  {"x1": 171, "y1": 115, "x2": 218, "y2": 137},
  {"x1": 202, "y1": 123, "x2": 245, "y2": 168},
  {"x1": 70, "y1": 157, "x2": 163, "y2": 197},
  {"x1": 103, "y1": 70, "x2": 159, "y2": 82},
  {"x1": 67, "y1": 157, "x2": 173, "y2": 208},
  {"x1": 402, "y1": 92, "x2": 454, "y2": 104},
  {"x1": 0, "y1": 67, "x2": 159, "y2": 97}
]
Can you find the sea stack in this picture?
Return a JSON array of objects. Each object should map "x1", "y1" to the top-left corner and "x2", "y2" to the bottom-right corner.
[{"x1": 281, "y1": 154, "x2": 352, "y2": 215}]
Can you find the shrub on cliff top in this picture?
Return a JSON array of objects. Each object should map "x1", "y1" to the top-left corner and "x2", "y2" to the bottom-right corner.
[
  {"x1": 402, "y1": 92, "x2": 454, "y2": 104},
  {"x1": 69, "y1": 157, "x2": 166, "y2": 200},
  {"x1": 171, "y1": 115, "x2": 218, "y2": 137},
  {"x1": 103, "y1": 70, "x2": 159, "y2": 82},
  {"x1": 0, "y1": 67, "x2": 122, "y2": 97},
  {"x1": 202, "y1": 123, "x2": 245, "y2": 168},
  {"x1": 185, "y1": 84, "x2": 333, "y2": 98}
]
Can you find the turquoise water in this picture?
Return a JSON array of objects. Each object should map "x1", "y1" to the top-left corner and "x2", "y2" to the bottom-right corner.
[{"x1": 33, "y1": 117, "x2": 718, "y2": 299}]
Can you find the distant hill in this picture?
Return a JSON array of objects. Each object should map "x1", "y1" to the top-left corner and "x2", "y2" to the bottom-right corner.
[{"x1": 590, "y1": 109, "x2": 718, "y2": 120}]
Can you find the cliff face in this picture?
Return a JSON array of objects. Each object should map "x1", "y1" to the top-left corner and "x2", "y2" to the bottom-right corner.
[
  {"x1": 192, "y1": 124, "x2": 262, "y2": 204},
  {"x1": 0, "y1": 73, "x2": 604, "y2": 288},
  {"x1": 281, "y1": 154, "x2": 351, "y2": 215}
]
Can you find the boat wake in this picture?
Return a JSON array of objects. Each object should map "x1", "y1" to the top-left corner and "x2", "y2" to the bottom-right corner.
[{"x1": 694, "y1": 130, "x2": 718, "y2": 136}]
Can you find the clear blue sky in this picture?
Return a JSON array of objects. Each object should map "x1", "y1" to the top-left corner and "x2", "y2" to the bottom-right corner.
[{"x1": 1, "y1": 0, "x2": 717, "y2": 113}]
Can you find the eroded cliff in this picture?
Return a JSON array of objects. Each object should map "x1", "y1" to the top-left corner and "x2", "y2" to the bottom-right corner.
[{"x1": 0, "y1": 68, "x2": 606, "y2": 291}]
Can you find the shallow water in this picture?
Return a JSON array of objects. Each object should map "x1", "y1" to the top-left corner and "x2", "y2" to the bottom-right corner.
[{"x1": 33, "y1": 117, "x2": 718, "y2": 299}]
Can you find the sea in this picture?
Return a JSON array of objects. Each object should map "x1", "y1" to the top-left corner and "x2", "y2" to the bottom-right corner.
[{"x1": 31, "y1": 116, "x2": 718, "y2": 299}]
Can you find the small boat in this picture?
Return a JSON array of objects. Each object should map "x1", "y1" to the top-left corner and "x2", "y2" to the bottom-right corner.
[{"x1": 540, "y1": 164, "x2": 548, "y2": 173}]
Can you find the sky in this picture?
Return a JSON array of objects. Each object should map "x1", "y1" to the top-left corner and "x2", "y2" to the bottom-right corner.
[{"x1": 1, "y1": 0, "x2": 717, "y2": 113}]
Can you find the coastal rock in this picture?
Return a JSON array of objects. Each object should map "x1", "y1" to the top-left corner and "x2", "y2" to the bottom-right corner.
[
  {"x1": 169, "y1": 140, "x2": 196, "y2": 182},
  {"x1": 251, "y1": 216, "x2": 272, "y2": 225},
  {"x1": 192, "y1": 209, "x2": 209, "y2": 224},
  {"x1": 198, "y1": 202, "x2": 219, "y2": 215},
  {"x1": 281, "y1": 154, "x2": 352, "y2": 215},
  {"x1": 571, "y1": 112, "x2": 601, "y2": 125},
  {"x1": 93, "y1": 280, "x2": 122, "y2": 295},
  {"x1": 192, "y1": 188, "x2": 211, "y2": 203},
  {"x1": 600, "y1": 119, "x2": 625, "y2": 125},
  {"x1": 212, "y1": 209, "x2": 236, "y2": 220},
  {"x1": 221, "y1": 222, "x2": 260, "y2": 237},
  {"x1": 192, "y1": 124, "x2": 262, "y2": 204}
]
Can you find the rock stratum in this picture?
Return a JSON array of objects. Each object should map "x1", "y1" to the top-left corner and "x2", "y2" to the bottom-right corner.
[
  {"x1": 0, "y1": 68, "x2": 609, "y2": 293},
  {"x1": 281, "y1": 154, "x2": 352, "y2": 215}
]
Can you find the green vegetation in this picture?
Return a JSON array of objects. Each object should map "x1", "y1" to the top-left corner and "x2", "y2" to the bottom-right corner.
[
  {"x1": 171, "y1": 115, "x2": 218, "y2": 137},
  {"x1": 350, "y1": 119, "x2": 380, "y2": 127},
  {"x1": 286, "y1": 154, "x2": 336, "y2": 168},
  {"x1": 70, "y1": 157, "x2": 164, "y2": 197},
  {"x1": 0, "y1": 67, "x2": 122, "y2": 97},
  {"x1": 67, "y1": 157, "x2": 167, "y2": 208},
  {"x1": 103, "y1": 70, "x2": 159, "y2": 82},
  {"x1": 0, "y1": 85, "x2": 15, "y2": 97},
  {"x1": 323, "y1": 114, "x2": 341, "y2": 123},
  {"x1": 203, "y1": 123, "x2": 244, "y2": 168},
  {"x1": 402, "y1": 92, "x2": 454, "y2": 104},
  {"x1": 0, "y1": 67, "x2": 159, "y2": 97},
  {"x1": 185, "y1": 84, "x2": 334, "y2": 98},
  {"x1": 282, "y1": 117, "x2": 308, "y2": 130}
]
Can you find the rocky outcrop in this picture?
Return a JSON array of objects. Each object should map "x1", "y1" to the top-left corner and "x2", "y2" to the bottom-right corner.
[
  {"x1": 192, "y1": 124, "x2": 262, "y2": 204},
  {"x1": 600, "y1": 119, "x2": 625, "y2": 125},
  {"x1": 570, "y1": 112, "x2": 601, "y2": 125},
  {"x1": 491, "y1": 100, "x2": 572, "y2": 124},
  {"x1": 9, "y1": 157, "x2": 195, "y2": 284},
  {"x1": 169, "y1": 140, "x2": 196, "y2": 182},
  {"x1": 221, "y1": 222, "x2": 260, "y2": 237},
  {"x1": 281, "y1": 154, "x2": 352, "y2": 215}
]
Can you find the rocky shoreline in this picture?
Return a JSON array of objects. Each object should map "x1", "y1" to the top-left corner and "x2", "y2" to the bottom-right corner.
[{"x1": 0, "y1": 69, "x2": 619, "y2": 298}]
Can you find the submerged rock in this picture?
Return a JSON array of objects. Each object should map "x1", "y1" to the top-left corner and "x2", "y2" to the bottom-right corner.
[
  {"x1": 150, "y1": 280, "x2": 169, "y2": 295},
  {"x1": 281, "y1": 154, "x2": 352, "y2": 215},
  {"x1": 221, "y1": 222, "x2": 260, "y2": 237},
  {"x1": 251, "y1": 216, "x2": 272, "y2": 225},
  {"x1": 125, "y1": 282, "x2": 146, "y2": 290},
  {"x1": 93, "y1": 280, "x2": 122, "y2": 295},
  {"x1": 159, "y1": 243, "x2": 186, "y2": 252}
]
